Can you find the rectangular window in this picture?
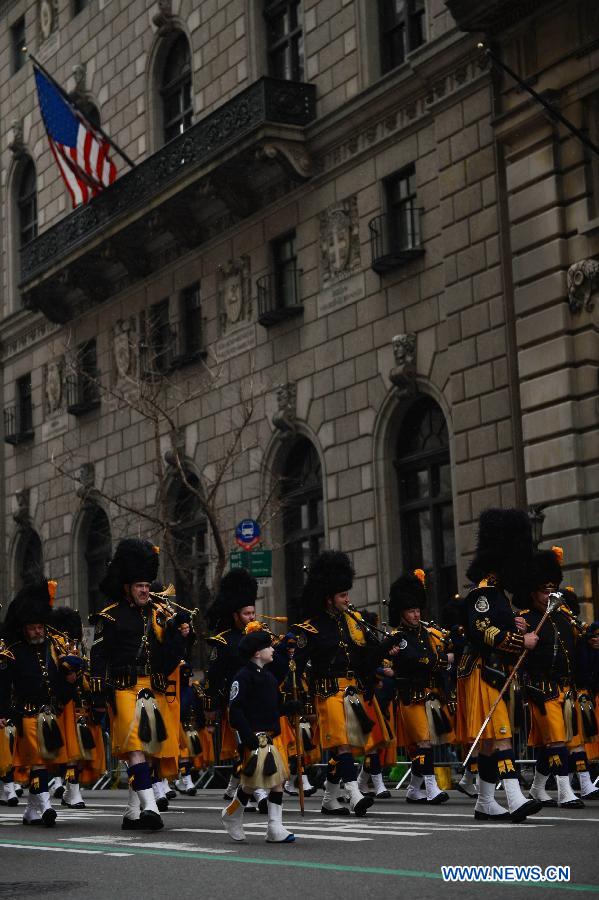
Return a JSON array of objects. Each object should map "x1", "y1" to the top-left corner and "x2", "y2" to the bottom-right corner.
[
  {"x1": 71, "y1": 339, "x2": 100, "y2": 412},
  {"x1": 386, "y1": 166, "x2": 421, "y2": 250},
  {"x1": 265, "y1": 0, "x2": 304, "y2": 81},
  {"x1": 11, "y1": 17, "x2": 26, "y2": 75},
  {"x1": 17, "y1": 374, "x2": 33, "y2": 434},
  {"x1": 273, "y1": 232, "x2": 298, "y2": 308},
  {"x1": 180, "y1": 283, "x2": 203, "y2": 358},
  {"x1": 379, "y1": 0, "x2": 426, "y2": 75},
  {"x1": 73, "y1": 0, "x2": 90, "y2": 14},
  {"x1": 148, "y1": 299, "x2": 171, "y2": 374}
]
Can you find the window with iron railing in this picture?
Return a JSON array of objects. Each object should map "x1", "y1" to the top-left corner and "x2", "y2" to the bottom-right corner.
[
  {"x1": 177, "y1": 283, "x2": 206, "y2": 363},
  {"x1": 379, "y1": 0, "x2": 426, "y2": 75},
  {"x1": 5, "y1": 373, "x2": 34, "y2": 445},
  {"x1": 140, "y1": 300, "x2": 173, "y2": 377},
  {"x1": 257, "y1": 232, "x2": 303, "y2": 326},
  {"x1": 67, "y1": 340, "x2": 101, "y2": 415},
  {"x1": 370, "y1": 166, "x2": 424, "y2": 272},
  {"x1": 265, "y1": 0, "x2": 304, "y2": 81},
  {"x1": 161, "y1": 33, "x2": 193, "y2": 145}
]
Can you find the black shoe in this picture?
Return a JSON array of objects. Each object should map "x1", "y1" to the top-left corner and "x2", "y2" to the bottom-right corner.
[
  {"x1": 245, "y1": 804, "x2": 257, "y2": 813},
  {"x1": 165, "y1": 790, "x2": 177, "y2": 801},
  {"x1": 257, "y1": 798, "x2": 268, "y2": 814},
  {"x1": 529, "y1": 795, "x2": 557, "y2": 808},
  {"x1": 42, "y1": 808, "x2": 57, "y2": 827},
  {"x1": 580, "y1": 789, "x2": 599, "y2": 800},
  {"x1": 185, "y1": 788, "x2": 197, "y2": 797},
  {"x1": 352, "y1": 795, "x2": 374, "y2": 817},
  {"x1": 456, "y1": 783, "x2": 477, "y2": 799},
  {"x1": 15, "y1": 786, "x2": 24, "y2": 797},
  {"x1": 511, "y1": 799, "x2": 542, "y2": 823},
  {"x1": 321, "y1": 805, "x2": 350, "y2": 816},
  {"x1": 559, "y1": 798, "x2": 585, "y2": 809},
  {"x1": 0, "y1": 798, "x2": 19, "y2": 807},
  {"x1": 474, "y1": 809, "x2": 511, "y2": 821},
  {"x1": 374, "y1": 791, "x2": 392, "y2": 799},
  {"x1": 405, "y1": 796, "x2": 427, "y2": 804},
  {"x1": 427, "y1": 791, "x2": 450, "y2": 805},
  {"x1": 303, "y1": 787, "x2": 318, "y2": 797},
  {"x1": 61, "y1": 799, "x2": 86, "y2": 809},
  {"x1": 139, "y1": 810, "x2": 164, "y2": 830},
  {"x1": 52, "y1": 786, "x2": 65, "y2": 800},
  {"x1": 122, "y1": 816, "x2": 144, "y2": 830},
  {"x1": 156, "y1": 796, "x2": 169, "y2": 812}
]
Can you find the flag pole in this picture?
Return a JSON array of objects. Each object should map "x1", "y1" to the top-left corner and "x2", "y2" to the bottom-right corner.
[{"x1": 29, "y1": 51, "x2": 136, "y2": 170}]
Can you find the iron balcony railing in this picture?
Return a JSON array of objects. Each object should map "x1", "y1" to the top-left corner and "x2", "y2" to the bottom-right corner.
[
  {"x1": 257, "y1": 265, "x2": 303, "y2": 327},
  {"x1": 369, "y1": 207, "x2": 424, "y2": 274},
  {"x1": 4, "y1": 404, "x2": 34, "y2": 445},
  {"x1": 66, "y1": 372, "x2": 101, "y2": 416}
]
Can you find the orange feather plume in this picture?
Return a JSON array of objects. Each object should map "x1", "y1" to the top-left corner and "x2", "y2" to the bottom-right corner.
[
  {"x1": 244, "y1": 620, "x2": 264, "y2": 635},
  {"x1": 413, "y1": 568, "x2": 426, "y2": 586},
  {"x1": 551, "y1": 546, "x2": 564, "y2": 564},
  {"x1": 47, "y1": 580, "x2": 58, "y2": 606}
]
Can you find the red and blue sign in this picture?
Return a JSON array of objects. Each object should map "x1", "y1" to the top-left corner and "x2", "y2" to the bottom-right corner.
[{"x1": 235, "y1": 519, "x2": 261, "y2": 550}]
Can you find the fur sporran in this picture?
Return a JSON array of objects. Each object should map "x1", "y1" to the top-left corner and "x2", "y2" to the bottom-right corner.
[
  {"x1": 135, "y1": 688, "x2": 168, "y2": 755},
  {"x1": 343, "y1": 688, "x2": 373, "y2": 747},
  {"x1": 425, "y1": 696, "x2": 452, "y2": 745},
  {"x1": 241, "y1": 734, "x2": 288, "y2": 791},
  {"x1": 37, "y1": 707, "x2": 64, "y2": 760}
]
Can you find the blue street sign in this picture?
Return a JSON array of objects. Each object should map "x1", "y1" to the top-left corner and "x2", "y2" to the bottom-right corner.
[{"x1": 235, "y1": 518, "x2": 261, "y2": 549}]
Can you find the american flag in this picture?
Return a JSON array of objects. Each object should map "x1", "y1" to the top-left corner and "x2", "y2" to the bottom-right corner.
[{"x1": 34, "y1": 65, "x2": 118, "y2": 208}]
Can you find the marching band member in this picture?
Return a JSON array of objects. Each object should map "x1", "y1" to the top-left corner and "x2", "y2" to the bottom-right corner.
[
  {"x1": 283, "y1": 550, "x2": 398, "y2": 818},
  {"x1": 90, "y1": 538, "x2": 187, "y2": 830},
  {"x1": 221, "y1": 622, "x2": 295, "y2": 843},
  {"x1": 456, "y1": 508, "x2": 542, "y2": 823},
  {"x1": 205, "y1": 569, "x2": 258, "y2": 804},
  {"x1": 388, "y1": 570, "x2": 454, "y2": 804},
  {"x1": 0, "y1": 579, "x2": 75, "y2": 826}
]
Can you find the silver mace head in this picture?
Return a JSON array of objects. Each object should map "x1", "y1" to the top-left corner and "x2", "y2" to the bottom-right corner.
[{"x1": 547, "y1": 592, "x2": 563, "y2": 614}]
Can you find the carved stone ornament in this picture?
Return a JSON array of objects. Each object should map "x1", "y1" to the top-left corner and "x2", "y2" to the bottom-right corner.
[
  {"x1": 272, "y1": 382, "x2": 297, "y2": 436},
  {"x1": 567, "y1": 259, "x2": 599, "y2": 313},
  {"x1": 113, "y1": 319, "x2": 132, "y2": 378},
  {"x1": 389, "y1": 333, "x2": 417, "y2": 395},
  {"x1": 218, "y1": 256, "x2": 252, "y2": 334},
  {"x1": 13, "y1": 488, "x2": 31, "y2": 527},
  {"x1": 76, "y1": 462, "x2": 97, "y2": 499},
  {"x1": 152, "y1": 0, "x2": 176, "y2": 34},
  {"x1": 8, "y1": 120, "x2": 26, "y2": 158},
  {"x1": 255, "y1": 141, "x2": 313, "y2": 181},
  {"x1": 319, "y1": 196, "x2": 361, "y2": 289},
  {"x1": 45, "y1": 360, "x2": 63, "y2": 413}
]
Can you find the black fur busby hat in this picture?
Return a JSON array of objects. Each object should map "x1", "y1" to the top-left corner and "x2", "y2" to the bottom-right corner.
[
  {"x1": 51, "y1": 605, "x2": 83, "y2": 641},
  {"x1": 529, "y1": 548, "x2": 563, "y2": 591},
  {"x1": 238, "y1": 621, "x2": 272, "y2": 659},
  {"x1": 300, "y1": 550, "x2": 354, "y2": 618},
  {"x1": 3, "y1": 579, "x2": 55, "y2": 643},
  {"x1": 388, "y1": 571, "x2": 426, "y2": 627},
  {"x1": 466, "y1": 508, "x2": 533, "y2": 593},
  {"x1": 206, "y1": 568, "x2": 258, "y2": 631},
  {"x1": 99, "y1": 538, "x2": 160, "y2": 600}
]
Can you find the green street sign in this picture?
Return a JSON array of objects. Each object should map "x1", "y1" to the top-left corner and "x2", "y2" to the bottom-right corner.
[{"x1": 230, "y1": 549, "x2": 272, "y2": 578}]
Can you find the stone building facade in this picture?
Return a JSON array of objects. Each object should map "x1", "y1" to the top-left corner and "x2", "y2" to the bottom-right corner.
[{"x1": 0, "y1": 0, "x2": 597, "y2": 625}]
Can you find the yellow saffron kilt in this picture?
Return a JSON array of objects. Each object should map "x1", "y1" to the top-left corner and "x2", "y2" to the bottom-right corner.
[
  {"x1": 218, "y1": 710, "x2": 239, "y2": 761},
  {"x1": 456, "y1": 666, "x2": 512, "y2": 743},
  {"x1": 584, "y1": 696, "x2": 599, "y2": 760},
  {"x1": 398, "y1": 700, "x2": 456, "y2": 749},
  {"x1": 79, "y1": 723, "x2": 107, "y2": 786},
  {"x1": 0, "y1": 726, "x2": 15, "y2": 776},
  {"x1": 285, "y1": 718, "x2": 322, "y2": 766},
  {"x1": 59, "y1": 700, "x2": 81, "y2": 761},
  {"x1": 363, "y1": 695, "x2": 394, "y2": 754},
  {"x1": 316, "y1": 677, "x2": 370, "y2": 753},
  {"x1": 110, "y1": 676, "x2": 170, "y2": 759},
  {"x1": 566, "y1": 700, "x2": 585, "y2": 751},
  {"x1": 240, "y1": 734, "x2": 289, "y2": 791},
  {"x1": 13, "y1": 715, "x2": 68, "y2": 768},
  {"x1": 528, "y1": 690, "x2": 570, "y2": 746}
]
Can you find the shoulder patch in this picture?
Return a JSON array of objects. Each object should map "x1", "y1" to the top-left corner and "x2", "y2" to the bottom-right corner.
[
  {"x1": 296, "y1": 633, "x2": 307, "y2": 649},
  {"x1": 397, "y1": 638, "x2": 408, "y2": 650},
  {"x1": 229, "y1": 680, "x2": 239, "y2": 702},
  {"x1": 475, "y1": 596, "x2": 490, "y2": 613},
  {"x1": 295, "y1": 621, "x2": 318, "y2": 634}
]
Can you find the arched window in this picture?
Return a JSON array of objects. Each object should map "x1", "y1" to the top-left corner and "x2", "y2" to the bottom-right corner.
[
  {"x1": 161, "y1": 33, "x2": 192, "y2": 144},
  {"x1": 395, "y1": 396, "x2": 456, "y2": 618},
  {"x1": 281, "y1": 438, "x2": 324, "y2": 621},
  {"x1": 171, "y1": 473, "x2": 208, "y2": 610},
  {"x1": 17, "y1": 159, "x2": 37, "y2": 248},
  {"x1": 16, "y1": 528, "x2": 43, "y2": 588},
  {"x1": 82, "y1": 505, "x2": 112, "y2": 621}
]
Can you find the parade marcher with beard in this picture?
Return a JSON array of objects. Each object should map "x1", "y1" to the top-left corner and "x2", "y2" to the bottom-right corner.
[
  {"x1": 282, "y1": 550, "x2": 399, "y2": 818},
  {"x1": 221, "y1": 622, "x2": 294, "y2": 844},
  {"x1": 0, "y1": 579, "x2": 76, "y2": 826},
  {"x1": 90, "y1": 539, "x2": 187, "y2": 831},
  {"x1": 456, "y1": 508, "x2": 542, "y2": 823},
  {"x1": 204, "y1": 569, "x2": 259, "y2": 804},
  {"x1": 388, "y1": 570, "x2": 455, "y2": 805},
  {"x1": 514, "y1": 548, "x2": 589, "y2": 808}
]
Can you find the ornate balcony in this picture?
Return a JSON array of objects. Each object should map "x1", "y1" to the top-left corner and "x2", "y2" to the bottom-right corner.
[
  {"x1": 20, "y1": 77, "x2": 316, "y2": 324},
  {"x1": 4, "y1": 405, "x2": 34, "y2": 445},
  {"x1": 257, "y1": 266, "x2": 303, "y2": 327},
  {"x1": 66, "y1": 372, "x2": 101, "y2": 416},
  {"x1": 445, "y1": 0, "x2": 551, "y2": 33}
]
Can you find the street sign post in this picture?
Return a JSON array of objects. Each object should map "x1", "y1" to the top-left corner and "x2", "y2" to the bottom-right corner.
[
  {"x1": 235, "y1": 518, "x2": 261, "y2": 550},
  {"x1": 230, "y1": 549, "x2": 272, "y2": 578}
]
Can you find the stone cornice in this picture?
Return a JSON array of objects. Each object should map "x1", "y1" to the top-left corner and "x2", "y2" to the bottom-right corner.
[
  {"x1": 445, "y1": 0, "x2": 555, "y2": 34},
  {"x1": 0, "y1": 312, "x2": 61, "y2": 362}
]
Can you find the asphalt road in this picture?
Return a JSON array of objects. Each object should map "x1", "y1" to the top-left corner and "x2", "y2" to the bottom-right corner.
[{"x1": 0, "y1": 788, "x2": 598, "y2": 899}]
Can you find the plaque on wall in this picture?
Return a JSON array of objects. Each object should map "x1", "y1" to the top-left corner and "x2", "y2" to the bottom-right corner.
[{"x1": 319, "y1": 196, "x2": 361, "y2": 290}]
